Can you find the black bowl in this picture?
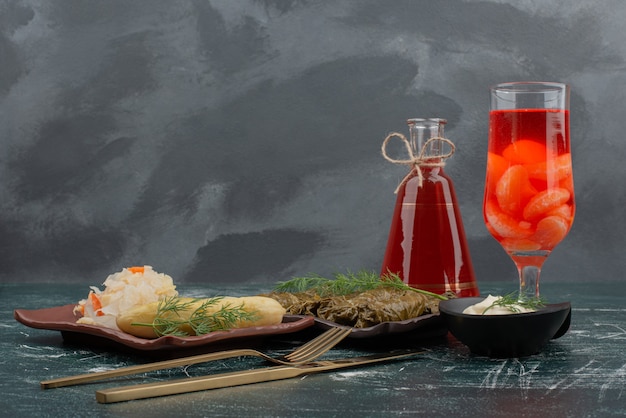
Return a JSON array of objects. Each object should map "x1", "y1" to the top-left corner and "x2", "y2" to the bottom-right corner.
[{"x1": 439, "y1": 297, "x2": 571, "y2": 358}]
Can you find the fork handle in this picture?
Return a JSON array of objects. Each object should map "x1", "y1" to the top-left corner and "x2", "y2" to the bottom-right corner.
[{"x1": 40, "y1": 349, "x2": 260, "y2": 389}]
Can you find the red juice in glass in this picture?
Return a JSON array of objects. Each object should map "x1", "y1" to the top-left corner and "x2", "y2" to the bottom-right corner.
[{"x1": 484, "y1": 109, "x2": 575, "y2": 258}]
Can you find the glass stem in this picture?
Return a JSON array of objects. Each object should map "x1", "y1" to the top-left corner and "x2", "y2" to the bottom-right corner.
[
  {"x1": 511, "y1": 252, "x2": 547, "y2": 300},
  {"x1": 518, "y1": 265, "x2": 541, "y2": 300}
]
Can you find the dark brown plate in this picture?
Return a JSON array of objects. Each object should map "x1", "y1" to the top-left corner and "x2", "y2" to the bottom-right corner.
[
  {"x1": 14, "y1": 305, "x2": 315, "y2": 351},
  {"x1": 305, "y1": 313, "x2": 445, "y2": 339}
]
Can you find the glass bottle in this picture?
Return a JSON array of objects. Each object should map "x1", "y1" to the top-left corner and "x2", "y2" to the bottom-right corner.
[{"x1": 380, "y1": 118, "x2": 479, "y2": 297}]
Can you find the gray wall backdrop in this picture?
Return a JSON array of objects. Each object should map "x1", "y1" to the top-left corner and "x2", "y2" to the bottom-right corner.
[{"x1": 1, "y1": 0, "x2": 624, "y2": 285}]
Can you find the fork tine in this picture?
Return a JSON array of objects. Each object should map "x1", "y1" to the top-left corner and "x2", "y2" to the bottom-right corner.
[
  {"x1": 284, "y1": 327, "x2": 347, "y2": 359},
  {"x1": 283, "y1": 327, "x2": 344, "y2": 359},
  {"x1": 285, "y1": 327, "x2": 352, "y2": 362},
  {"x1": 286, "y1": 327, "x2": 351, "y2": 362}
]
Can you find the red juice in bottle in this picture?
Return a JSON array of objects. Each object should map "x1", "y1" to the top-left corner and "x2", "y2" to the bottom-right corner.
[{"x1": 381, "y1": 118, "x2": 479, "y2": 297}]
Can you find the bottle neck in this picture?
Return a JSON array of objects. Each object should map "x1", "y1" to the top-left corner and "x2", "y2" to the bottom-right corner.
[{"x1": 408, "y1": 119, "x2": 446, "y2": 159}]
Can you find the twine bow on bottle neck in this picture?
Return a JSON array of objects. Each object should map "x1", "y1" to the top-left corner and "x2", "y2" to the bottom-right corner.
[{"x1": 381, "y1": 132, "x2": 456, "y2": 193}]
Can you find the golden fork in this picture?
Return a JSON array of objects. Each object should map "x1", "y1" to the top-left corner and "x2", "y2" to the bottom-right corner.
[
  {"x1": 41, "y1": 326, "x2": 352, "y2": 389},
  {"x1": 96, "y1": 349, "x2": 423, "y2": 404}
]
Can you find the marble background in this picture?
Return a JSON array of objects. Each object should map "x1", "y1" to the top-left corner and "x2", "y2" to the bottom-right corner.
[{"x1": 1, "y1": 0, "x2": 624, "y2": 285}]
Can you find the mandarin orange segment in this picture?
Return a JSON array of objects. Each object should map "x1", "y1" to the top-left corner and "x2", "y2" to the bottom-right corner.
[
  {"x1": 486, "y1": 152, "x2": 509, "y2": 192},
  {"x1": 526, "y1": 153, "x2": 573, "y2": 183},
  {"x1": 559, "y1": 174, "x2": 575, "y2": 196},
  {"x1": 502, "y1": 140, "x2": 548, "y2": 164},
  {"x1": 547, "y1": 203, "x2": 573, "y2": 221},
  {"x1": 532, "y1": 215, "x2": 570, "y2": 249},
  {"x1": 522, "y1": 188, "x2": 571, "y2": 221},
  {"x1": 485, "y1": 200, "x2": 534, "y2": 239},
  {"x1": 495, "y1": 165, "x2": 537, "y2": 215}
]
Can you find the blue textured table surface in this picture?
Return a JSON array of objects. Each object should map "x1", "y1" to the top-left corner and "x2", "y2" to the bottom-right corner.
[{"x1": 2, "y1": 282, "x2": 625, "y2": 417}]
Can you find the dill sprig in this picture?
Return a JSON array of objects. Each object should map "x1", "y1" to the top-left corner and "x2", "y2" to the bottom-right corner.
[
  {"x1": 274, "y1": 270, "x2": 447, "y2": 300},
  {"x1": 132, "y1": 296, "x2": 259, "y2": 337},
  {"x1": 482, "y1": 292, "x2": 547, "y2": 315}
]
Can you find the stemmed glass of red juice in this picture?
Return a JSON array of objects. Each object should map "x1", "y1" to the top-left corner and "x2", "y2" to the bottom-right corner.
[{"x1": 484, "y1": 82, "x2": 575, "y2": 300}]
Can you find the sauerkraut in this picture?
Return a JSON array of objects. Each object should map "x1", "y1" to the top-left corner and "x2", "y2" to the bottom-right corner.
[{"x1": 74, "y1": 266, "x2": 178, "y2": 330}]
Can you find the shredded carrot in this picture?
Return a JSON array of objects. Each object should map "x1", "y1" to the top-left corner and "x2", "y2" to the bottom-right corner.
[
  {"x1": 128, "y1": 266, "x2": 145, "y2": 274},
  {"x1": 89, "y1": 292, "x2": 105, "y2": 316}
]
